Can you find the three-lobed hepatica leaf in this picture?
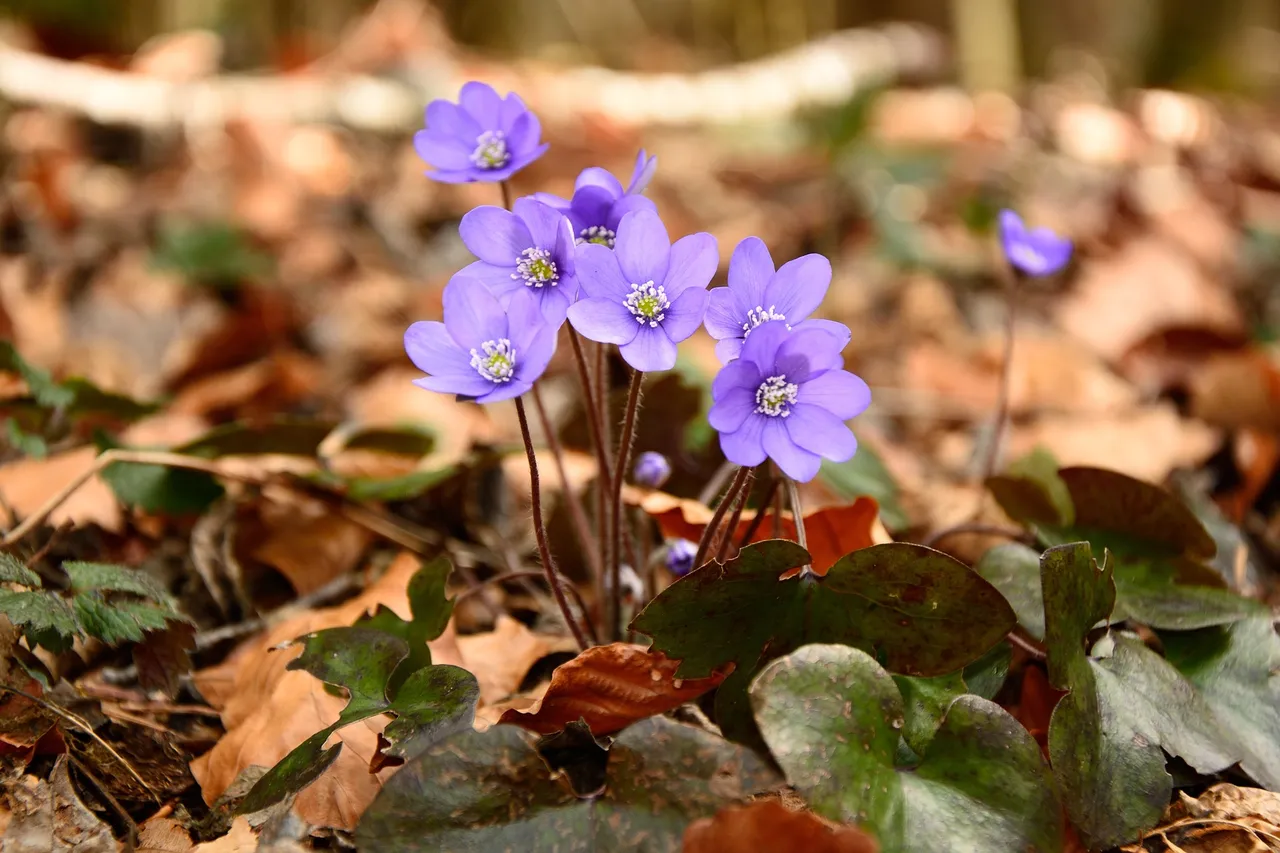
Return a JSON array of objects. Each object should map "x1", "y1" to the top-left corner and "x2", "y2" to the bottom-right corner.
[
  {"x1": 237, "y1": 626, "x2": 478, "y2": 815},
  {"x1": 989, "y1": 466, "x2": 1265, "y2": 631},
  {"x1": 356, "y1": 715, "x2": 780, "y2": 853},
  {"x1": 1161, "y1": 617, "x2": 1280, "y2": 792},
  {"x1": 1040, "y1": 543, "x2": 1248, "y2": 850},
  {"x1": 750, "y1": 644, "x2": 1061, "y2": 853},
  {"x1": 238, "y1": 556, "x2": 477, "y2": 814},
  {"x1": 630, "y1": 540, "x2": 1016, "y2": 744}
]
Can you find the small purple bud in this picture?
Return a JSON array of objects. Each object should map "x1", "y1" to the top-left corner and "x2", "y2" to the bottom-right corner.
[
  {"x1": 633, "y1": 451, "x2": 671, "y2": 488},
  {"x1": 997, "y1": 209, "x2": 1072, "y2": 276},
  {"x1": 665, "y1": 538, "x2": 698, "y2": 576}
]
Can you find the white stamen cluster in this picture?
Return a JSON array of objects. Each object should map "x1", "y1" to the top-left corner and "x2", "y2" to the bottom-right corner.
[
  {"x1": 742, "y1": 305, "x2": 789, "y2": 337},
  {"x1": 511, "y1": 247, "x2": 558, "y2": 288},
  {"x1": 755, "y1": 374, "x2": 798, "y2": 418},
  {"x1": 623, "y1": 280, "x2": 669, "y2": 328},
  {"x1": 470, "y1": 338, "x2": 516, "y2": 383},
  {"x1": 577, "y1": 226, "x2": 617, "y2": 248},
  {"x1": 469, "y1": 131, "x2": 510, "y2": 170}
]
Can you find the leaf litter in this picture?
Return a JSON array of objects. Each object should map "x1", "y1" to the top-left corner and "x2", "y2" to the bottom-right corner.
[{"x1": 1, "y1": 5, "x2": 1280, "y2": 853}]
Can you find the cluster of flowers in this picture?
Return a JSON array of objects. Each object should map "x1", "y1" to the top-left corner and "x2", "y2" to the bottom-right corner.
[{"x1": 405, "y1": 82, "x2": 872, "y2": 484}]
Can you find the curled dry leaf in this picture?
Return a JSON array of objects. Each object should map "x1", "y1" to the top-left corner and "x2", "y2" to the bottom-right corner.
[
  {"x1": 498, "y1": 643, "x2": 730, "y2": 736},
  {"x1": 456, "y1": 614, "x2": 569, "y2": 705},
  {"x1": 1119, "y1": 784, "x2": 1280, "y2": 853},
  {"x1": 192, "y1": 816, "x2": 258, "y2": 853},
  {"x1": 683, "y1": 799, "x2": 879, "y2": 853},
  {"x1": 630, "y1": 490, "x2": 887, "y2": 575},
  {"x1": 246, "y1": 494, "x2": 372, "y2": 596}
]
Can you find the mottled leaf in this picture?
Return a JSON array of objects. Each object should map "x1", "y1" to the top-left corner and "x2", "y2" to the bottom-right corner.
[
  {"x1": 356, "y1": 555, "x2": 454, "y2": 692},
  {"x1": 986, "y1": 447, "x2": 1073, "y2": 527},
  {"x1": 356, "y1": 716, "x2": 780, "y2": 852},
  {"x1": 633, "y1": 541, "x2": 1014, "y2": 744},
  {"x1": 378, "y1": 665, "x2": 479, "y2": 767},
  {"x1": 974, "y1": 543, "x2": 1045, "y2": 640},
  {"x1": 0, "y1": 553, "x2": 41, "y2": 587},
  {"x1": 751, "y1": 644, "x2": 1061, "y2": 853},
  {"x1": 0, "y1": 589, "x2": 77, "y2": 652},
  {"x1": 1162, "y1": 617, "x2": 1280, "y2": 791},
  {"x1": 893, "y1": 671, "x2": 966, "y2": 755}
]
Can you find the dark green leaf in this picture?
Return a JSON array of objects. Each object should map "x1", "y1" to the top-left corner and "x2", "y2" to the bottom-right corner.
[
  {"x1": 819, "y1": 442, "x2": 909, "y2": 529},
  {"x1": 63, "y1": 562, "x2": 174, "y2": 606},
  {"x1": 237, "y1": 729, "x2": 343, "y2": 816},
  {"x1": 0, "y1": 341, "x2": 74, "y2": 409},
  {"x1": 287, "y1": 627, "x2": 408, "y2": 724},
  {"x1": 0, "y1": 589, "x2": 77, "y2": 651},
  {"x1": 0, "y1": 553, "x2": 41, "y2": 587},
  {"x1": 59, "y1": 379, "x2": 158, "y2": 421},
  {"x1": 356, "y1": 716, "x2": 779, "y2": 852},
  {"x1": 893, "y1": 671, "x2": 966, "y2": 755},
  {"x1": 751, "y1": 644, "x2": 1061, "y2": 853},
  {"x1": 962, "y1": 641, "x2": 1012, "y2": 701},
  {"x1": 379, "y1": 665, "x2": 479, "y2": 765},
  {"x1": 1162, "y1": 617, "x2": 1280, "y2": 790},
  {"x1": 333, "y1": 424, "x2": 437, "y2": 458},
  {"x1": 974, "y1": 543, "x2": 1045, "y2": 640},
  {"x1": 151, "y1": 221, "x2": 271, "y2": 289},
  {"x1": 632, "y1": 540, "x2": 1015, "y2": 744},
  {"x1": 356, "y1": 556, "x2": 454, "y2": 692},
  {"x1": 1111, "y1": 562, "x2": 1266, "y2": 629},
  {"x1": 73, "y1": 594, "x2": 181, "y2": 644},
  {"x1": 100, "y1": 456, "x2": 224, "y2": 514},
  {"x1": 343, "y1": 467, "x2": 457, "y2": 502},
  {"x1": 1041, "y1": 543, "x2": 1242, "y2": 849}
]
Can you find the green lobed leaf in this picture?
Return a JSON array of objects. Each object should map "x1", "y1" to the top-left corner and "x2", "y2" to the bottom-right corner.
[
  {"x1": 819, "y1": 442, "x2": 909, "y2": 529},
  {"x1": 1161, "y1": 617, "x2": 1280, "y2": 791},
  {"x1": 5, "y1": 417, "x2": 48, "y2": 458},
  {"x1": 986, "y1": 447, "x2": 1073, "y2": 527},
  {"x1": 0, "y1": 589, "x2": 78, "y2": 652},
  {"x1": 342, "y1": 467, "x2": 457, "y2": 502},
  {"x1": 355, "y1": 555, "x2": 454, "y2": 693},
  {"x1": 379, "y1": 665, "x2": 479, "y2": 766},
  {"x1": 58, "y1": 378, "x2": 158, "y2": 421},
  {"x1": 236, "y1": 729, "x2": 343, "y2": 816},
  {"x1": 1041, "y1": 542, "x2": 1244, "y2": 849},
  {"x1": 63, "y1": 562, "x2": 175, "y2": 607},
  {"x1": 751, "y1": 644, "x2": 1061, "y2": 853},
  {"x1": 356, "y1": 716, "x2": 780, "y2": 852},
  {"x1": 0, "y1": 553, "x2": 41, "y2": 587},
  {"x1": 893, "y1": 671, "x2": 966, "y2": 756},
  {"x1": 632, "y1": 540, "x2": 1015, "y2": 744},
  {"x1": 0, "y1": 341, "x2": 74, "y2": 409},
  {"x1": 100, "y1": 455, "x2": 224, "y2": 514},
  {"x1": 974, "y1": 543, "x2": 1045, "y2": 641}
]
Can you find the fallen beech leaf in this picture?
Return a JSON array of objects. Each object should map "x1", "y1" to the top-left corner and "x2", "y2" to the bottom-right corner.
[
  {"x1": 0, "y1": 446, "x2": 122, "y2": 533},
  {"x1": 683, "y1": 800, "x2": 879, "y2": 853},
  {"x1": 4, "y1": 757, "x2": 115, "y2": 853},
  {"x1": 1188, "y1": 350, "x2": 1280, "y2": 431},
  {"x1": 456, "y1": 615, "x2": 568, "y2": 705},
  {"x1": 246, "y1": 496, "x2": 372, "y2": 596},
  {"x1": 632, "y1": 490, "x2": 886, "y2": 575},
  {"x1": 190, "y1": 552, "x2": 465, "y2": 829},
  {"x1": 1119, "y1": 784, "x2": 1280, "y2": 853},
  {"x1": 135, "y1": 815, "x2": 192, "y2": 853},
  {"x1": 498, "y1": 643, "x2": 729, "y2": 735}
]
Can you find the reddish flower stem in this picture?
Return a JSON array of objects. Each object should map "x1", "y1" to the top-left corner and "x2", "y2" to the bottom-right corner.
[
  {"x1": 976, "y1": 266, "x2": 1024, "y2": 509},
  {"x1": 608, "y1": 369, "x2": 644, "y2": 640},
  {"x1": 514, "y1": 396, "x2": 591, "y2": 650},
  {"x1": 692, "y1": 465, "x2": 751, "y2": 571},
  {"x1": 531, "y1": 384, "x2": 603, "y2": 589}
]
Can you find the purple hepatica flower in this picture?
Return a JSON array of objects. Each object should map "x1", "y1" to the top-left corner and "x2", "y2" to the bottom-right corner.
[
  {"x1": 633, "y1": 451, "x2": 671, "y2": 488},
  {"x1": 568, "y1": 209, "x2": 717, "y2": 372},
  {"x1": 532, "y1": 150, "x2": 659, "y2": 248},
  {"x1": 459, "y1": 197, "x2": 578, "y2": 325},
  {"x1": 665, "y1": 538, "x2": 698, "y2": 577},
  {"x1": 704, "y1": 237, "x2": 851, "y2": 365},
  {"x1": 414, "y1": 82, "x2": 549, "y2": 184},
  {"x1": 708, "y1": 322, "x2": 870, "y2": 482},
  {"x1": 998, "y1": 210, "x2": 1072, "y2": 276},
  {"x1": 404, "y1": 275, "x2": 556, "y2": 404}
]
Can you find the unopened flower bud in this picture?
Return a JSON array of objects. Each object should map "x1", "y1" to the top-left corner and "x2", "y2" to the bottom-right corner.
[
  {"x1": 665, "y1": 538, "x2": 698, "y2": 577},
  {"x1": 633, "y1": 451, "x2": 671, "y2": 488}
]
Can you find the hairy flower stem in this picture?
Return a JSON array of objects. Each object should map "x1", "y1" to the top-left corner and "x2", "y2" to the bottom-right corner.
[
  {"x1": 715, "y1": 467, "x2": 755, "y2": 563},
  {"x1": 531, "y1": 384, "x2": 603, "y2": 589},
  {"x1": 786, "y1": 477, "x2": 813, "y2": 576},
  {"x1": 608, "y1": 369, "x2": 644, "y2": 640},
  {"x1": 976, "y1": 266, "x2": 1024, "y2": 512},
  {"x1": 514, "y1": 396, "x2": 591, "y2": 650},
  {"x1": 693, "y1": 465, "x2": 752, "y2": 571},
  {"x1": 736, "y1": 470, "x2": 779, "y2": 550}
]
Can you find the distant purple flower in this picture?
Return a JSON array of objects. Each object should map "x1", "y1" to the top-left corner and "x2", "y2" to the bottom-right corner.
[
  {"x1": 708, "y1": 323, "x2": 870, "y2": 482},
  {"x1": 665, "y1": 539, "x2": 698, "y2": 576},
  {"x1": 633, "y1": 451, "x2": 671, "y2": 488},
  {"x1": 568, "y1": 210, "x2": 717, "y2": 372},
  {"x1": 533, "y1": 150, "x2": 659, "y2": 248},
  {"x1": 404, "y1": 275, "x2": 556, "y2": 403},
  {"x1": 998, "y1": 210, "x2": 1072, "y2": 276},
  {"x1": 704, "y1": 237, "x2": 851, "y2": 365},
  {"x1": 413, "y1": 82, "x2": 548, "y2": 184},
  {"x1": 459, "y1": 198, "x2": 578, "y2": 325}
]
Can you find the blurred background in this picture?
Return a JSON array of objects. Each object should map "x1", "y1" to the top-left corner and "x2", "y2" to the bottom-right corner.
[{"x1": 1, "y1": 0, "x2": 1279, "y2": 577}]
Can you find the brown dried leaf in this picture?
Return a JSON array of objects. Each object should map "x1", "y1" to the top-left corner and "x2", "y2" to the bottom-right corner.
[
  {"x1": 0, "y1": 446, "x2": 122, "y2": 533},
  {"x1": 456, "y1": 615, "x2": 566, "y2": 705},
  {"x1": 246, "y1": 496, "x2": 372, "y2": 596},
  {"x1": 683, "y1": 800, "x2": 879, "y2": 853},
  {"x1": 1119, "y1": 784, "x2": 1280, "y2": 853},
  {"x1": 1188, "y1": 350, "x2": 1280, "y2": 431},
  {"x1": 3, "y1": 757, "x2": 115, "y2": 853},
  {"x1": 498, "y1": 643, "x2": 729, "y2": 736},
  {"x1": 136, "y1": 815, "x2": 192, "y2": 853},
  {"x1": 192, "y1": 816, "x2": 257, "y2": 853}
]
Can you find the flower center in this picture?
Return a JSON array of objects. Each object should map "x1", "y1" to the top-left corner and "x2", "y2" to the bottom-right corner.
[
  {"x1": 1007, "y1": 243, "x2": 1045, "y2": 271},
  {"x1": 511, "y1": 248, "x2": 559, "y2": 288},
  {"x1": 754, "y1": 374, "x2": 798, "y2": 418},
  {"x1": 470, "y1": 131, "x2": 510, "y2": 170},
  {"x1": 742, "y1": 305, "x2": 789, "y2": 337},
  {"x1": 623, "y1": 280, "x2": 669, "y2": 328},
  {"x1": 470, "y1": 338, "x2": 516, "y2": 383},
  {"x1": 577, "y1": 226, "x2": 616, "y2": 248}
]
